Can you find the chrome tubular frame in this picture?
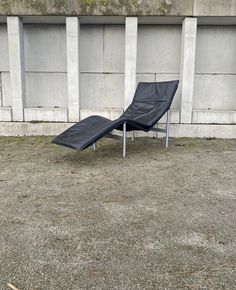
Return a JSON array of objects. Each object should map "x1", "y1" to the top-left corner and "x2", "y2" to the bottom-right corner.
[
  {"x1": 92, "y1": 142, "x2": 96, "y2": 150},
  {"x1": 165, "y1": 109, "x2": 170, "y2": 148},
  {"x1": 131, "y1": 131, "x2": 135, "y2": 142},
  {"x1": 92, "y1": 110, "x2": 170, "y2": 157},
  {"x1": 150, "y1": 109, "x2": 170, "y2": 148},
  {"x1": 123, "y1": 122, "x2": 127, "y2": 158}
]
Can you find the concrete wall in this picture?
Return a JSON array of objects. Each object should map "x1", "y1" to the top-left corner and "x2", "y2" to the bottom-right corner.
[
  {"x1": 80, "y1": 24, "x2": 125, "y2": 109},
  {"x1": 0, "y1": 24, "x2": 9, "y2": 71},
  {"x1": 1, "y1": 0, "x2": 236, "y2": 17},
  {"x1": 0, "y1": 24, "x2": 9, "y2": 108},
  {"x1": 1, "y1": 21, "x2": 236, "y2": 111},
  {"x1": 0, "y1": 14, "x2": 236, "y2": 137},
  {"x1": 137, "y1": 25, "x2": 181, "y2": 109},
  {"x1": 0, "y1": 23, "x2": 125, "y2": 110},
  {"x1": 194, "y1": 26, "x2": 236, "y2": 111},
  {"x1": 24, "y1": 24, "x2": 67, "y2": 108},
  {"x1": 193, "y1": 0, "x2": 236, "y2": 16},
  {"x1": 0, "y1": 0, "x2": 193, "y2": 16}
]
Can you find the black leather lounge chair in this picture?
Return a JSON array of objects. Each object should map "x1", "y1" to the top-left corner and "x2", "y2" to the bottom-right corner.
[{"x1": 52, "y1": 80, "x2": 179, "y2": 157}]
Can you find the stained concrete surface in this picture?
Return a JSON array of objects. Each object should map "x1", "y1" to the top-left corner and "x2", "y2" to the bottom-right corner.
[
  {"x1": 0, "y1": 137, "x2": 236, "y2": 290},
  {"x1": 0, "y1": 0, "x2": 193, "y2": 16}
]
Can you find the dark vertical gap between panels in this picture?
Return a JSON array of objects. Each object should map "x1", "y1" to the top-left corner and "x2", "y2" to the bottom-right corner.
[
  {"x1": 0, "y1": 72, "x2": 2, "y2": 106},
  {"x1": 102, "y1": 24, "x2": 105, "y2": 73}
]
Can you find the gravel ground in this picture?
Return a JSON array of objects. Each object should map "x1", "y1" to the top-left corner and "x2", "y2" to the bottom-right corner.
[{"x1": 0, "y1": 136, "x2": 236, "y2": 290}]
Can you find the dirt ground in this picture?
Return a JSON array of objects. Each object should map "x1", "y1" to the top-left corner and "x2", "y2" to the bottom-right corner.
[{"x1": 0, "y1": 136, "x2": 236, "y2": 290}]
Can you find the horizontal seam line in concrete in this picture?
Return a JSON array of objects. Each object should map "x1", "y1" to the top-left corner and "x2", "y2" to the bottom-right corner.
[
  {"x1": 195, "y1": 72, "x2": 236, "y2": 75},
  {"x1": 22, "y1": 71, "x2": 125, "y2": 74}
]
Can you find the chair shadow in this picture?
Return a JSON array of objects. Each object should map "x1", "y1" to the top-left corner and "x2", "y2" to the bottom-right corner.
[{"x1": 52, "y1": 137, "x2": 167, "y2": 166}]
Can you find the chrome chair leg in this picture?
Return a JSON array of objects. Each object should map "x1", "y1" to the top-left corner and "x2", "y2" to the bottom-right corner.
[
  {"x1": 123, "y1": 122, "x2": 126, "y2": 157},
  {"x1": 156, "y1": 124, "x2": 159, "y2": 138},
  {"x1": 131, "y1": 131, "x2": 135, "y2": 142},
  {"x1": 165, "y1": 110, "x2": 170, "y2": 148},
  {"x1": 93, "y1": 142, "x2": 96, "y2": 150}
]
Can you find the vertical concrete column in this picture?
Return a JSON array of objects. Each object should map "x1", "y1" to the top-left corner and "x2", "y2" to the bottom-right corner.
[
  {"x1": 7, "y1": 17, "x2": 26, "y2": 121},
  {"x1": 66, "y1": 17, "x2": 80, "y2": 122},
  {"x1": 0, "y1": 79, "x2": 2, "y2": 106},
  {"x1": 180, "y1": 17, "x2": 197, "y2": 124},
  {"x1": 124, "y1": 17, "x2": 138, "y2": 109}
]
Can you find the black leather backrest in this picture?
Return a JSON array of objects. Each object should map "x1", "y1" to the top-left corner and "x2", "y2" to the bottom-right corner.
[{"x1": 122, "y1": 80, "x2": 179, "y2": 129}]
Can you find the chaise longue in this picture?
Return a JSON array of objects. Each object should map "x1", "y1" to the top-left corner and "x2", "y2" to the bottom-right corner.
[{"x1": 52, "y1": 80, "x2": 179, "y2": 157}]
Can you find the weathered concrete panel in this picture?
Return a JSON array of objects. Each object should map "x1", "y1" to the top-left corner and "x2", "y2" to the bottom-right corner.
[
  {"x1": 194, "y1": 0, "x2": 236, "y2": 16},
  {"x1": 137, "y1": 25, "x2": 182, "y2": 73},
  {"x1": 80, "y1": 25, "x2": 103, "y2": 72},
  {"x1": 158, "y1": 109, "x2": 180, "y2": 124},
  {"x1": 0, "y1": 24, "x2": 9, "y2": 71},
  {"x1": 193, "y1": 75, "x2": 236, "y2": 110},
  {"x1": 0, "y1": 122, "x2": 72, "y2": 136},
  {"x1": 25, "y1": 72, "x2": 67, "y2": 107},
  {"x1": 0, "y1": 107, "x2": 12, "y2": 121},
  {"x1": 0, "y1": 1, "x2": 193, "y2": 16},
  {"x1": 24, "y1": 107, "x2": 67, "y2": 122},
  {"x1": 104, "y1": 25, "x2": 125, "y2": 73},
  {"x1": 195, "y1": 26, "x2": 236, "y2": 73},
  {"x1": 1, "y1": 72, "x2": 11, "y2": 106},
  {"x1": 24, "y1": 24, "x2": 66, "y2": 72},
  {"x1": 81, "y1": 108, "x2": 123, "y2": 121},
  {"x1": 136, "y1": 73, "x2": 155, "y2": 83},
  {"x1": 193, "y1": 110, "x2": 236, "y2": 124},
  {"x1": 170, "y1": 124, "x2": 236, "y2": 138},
  {"x1": 80, "y1": 73, "x2": 124, "y2": 109}
]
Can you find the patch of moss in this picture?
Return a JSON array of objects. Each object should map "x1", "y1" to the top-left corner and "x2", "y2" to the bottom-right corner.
[
  {"x1": 0, "y1": 0, "x2": 48, "y2": 14},
  {"x1": 70, "y1": 10, "x2": 78, "y2": 15},
  {"x1": 54, "y1": 0, "x2": 68, "y2": 13},
  {"x1": 126, "y1": 0, "x2": 142, "y2": 15},
  {"x1": 1, "y1": 0, "x2": 10, "y2": 9},
  {"x1": 158, "y1": 0, "x2": 172, "y2": 15},
  {"x1": 24, "y1": 0, "x2": 48, "y2": 13},
  {"x1": 0, "y1": 0, "x2": 15, "y2": 14},
  {"x1": 99, "y1": 0, "x2": 109, "y2": 6},
  {"x1": 0, "y1": 0, "x2": 173, "y2": 16},
  {"x1": 97, "y1": 0, "x2": 142, "y2": 16},
  {"x1": 80, "y1": 0, "x2": 96, "y2": 14}
]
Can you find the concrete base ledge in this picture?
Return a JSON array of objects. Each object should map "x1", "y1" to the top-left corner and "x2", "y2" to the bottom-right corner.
[
  {"x1": 0, "y1": 107, "x2": 12, "y2": 121},
  {"x1": 0, "y1": 122, "x2": 236, "y2": 138},
  {"x1": 0, "y1": 122, "x2": 72, "y2": 136},
  {"x1": 192, "y1": 110, "x2": 236, "y2": 124},
  {"x1": 170, "y1": 124, "x2": 236, "y2": 139},
  {"x1": 24, "y1": 107, "x2": 68, "y2": 122}
]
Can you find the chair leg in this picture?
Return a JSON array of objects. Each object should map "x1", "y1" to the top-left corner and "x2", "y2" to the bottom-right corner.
[
  {"x1": 123, "y1": 122, "x2": 126, "y2": 157},
  {"x1": 156, "y1": 123, "x2": 159, "y2": 139},
  {"x1": 165, "y1": 110, "x2": 170, "y2": 148},
  {"x1": 131, "y1": 131, "x2": 135, "y2": 142},
  {"x1": 93, "y1": 142, "x2": 96, "y2": 151}
]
